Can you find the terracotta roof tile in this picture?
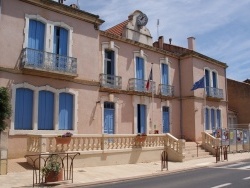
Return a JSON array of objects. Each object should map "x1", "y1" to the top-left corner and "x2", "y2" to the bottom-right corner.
[{"x1": 105, "y1": 20, "x2": 129, "y2": 36}]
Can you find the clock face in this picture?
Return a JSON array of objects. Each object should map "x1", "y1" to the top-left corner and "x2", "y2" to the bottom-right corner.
[{"x1": 136, "y1": 13, "x2": 148, "y2": 26}]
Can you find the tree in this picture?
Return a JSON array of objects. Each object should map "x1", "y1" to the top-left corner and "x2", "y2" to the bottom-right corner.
[{"x1": 0, "y1": 87, "x2": 12, "y2": 132}]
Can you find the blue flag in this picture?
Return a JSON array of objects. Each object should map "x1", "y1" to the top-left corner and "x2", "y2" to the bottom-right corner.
[{"x1": 191, "y1": 76, "x2": 205, "y2": 91}]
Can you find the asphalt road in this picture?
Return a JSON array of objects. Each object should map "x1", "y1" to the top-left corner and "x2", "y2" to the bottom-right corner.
[{"x1": 82, "y1": 160, "x2": 250, "y2": 188}]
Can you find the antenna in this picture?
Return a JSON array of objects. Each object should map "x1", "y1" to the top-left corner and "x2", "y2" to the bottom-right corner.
[
  {"x1": 77, "y1": 0, "x2": 80, "y2": 9},
  {"x1": 157, "y1": 19, "x2": 159, "y2": 39}
]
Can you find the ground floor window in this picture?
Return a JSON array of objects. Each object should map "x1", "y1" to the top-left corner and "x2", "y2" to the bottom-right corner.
[
  {"x1": 205, "y1": 107, "x2": 221, "y2": 130},
  {"x1": 104, "y1": 102, "x2": 115, "y2": 134},
  {"x1": 11, "y1": 83, "x2": 77, "y2": 134},
  {"x1": 137, "y1": 104, "x2": 146, "y2": 134}
]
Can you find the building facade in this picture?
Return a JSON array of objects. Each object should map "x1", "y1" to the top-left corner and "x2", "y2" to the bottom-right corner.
[{"x1": 0, "y1": 0, "x2": 228, "y2": 159}]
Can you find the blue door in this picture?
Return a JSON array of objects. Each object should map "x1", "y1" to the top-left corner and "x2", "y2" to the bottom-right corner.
[
  {"x1": 38, "y1": 91, "x2": 54, "y2": 130},
  {"x1": 14, "y1": 88, "x2": 33, "y2": 130},
  {"x1": 28, "y1": 20, "x2": 45, "y2": 66},
  {"x1": 137, "y1": 104, "x2": 146, "y2": 134},
  {"x1": 161, "y1": 63, "x2": 169, "y2": 95},
  {"x1": 136, "y1": 57, "x2": 144, "y2": 91},
  {"x1": 162, "y1": 106, "x2": 170, "y2": 133},
  {"x1": 59, "y1": 93, "x2": 73, "y2": 130},
  {"x1": 54, "y1": 27, "x2": 68, "y2": 71},
  {"x1": 211, "y1": 109, "x2": 215, "y2": 130},
  {"x1": 104, "y1": 102, "x2": 115, "y2": 134}
]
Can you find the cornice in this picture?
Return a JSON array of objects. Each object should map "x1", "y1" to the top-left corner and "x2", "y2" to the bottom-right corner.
[
  {"x1": 100, "y1": 31, "x2": 179, "y2": 59},
  {"x1": 20, "y1": 0, "x2": 105, "y2": 26}
]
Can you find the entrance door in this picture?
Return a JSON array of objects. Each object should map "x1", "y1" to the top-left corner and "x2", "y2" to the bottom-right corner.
[
  {"x1": 162, "y1": 106, "x2": 170, "y2": 133},
  {"x1": 137, "y1": 104, "x2": 146, "y2": 134},
  {"x1": 104, "y1": 102, "x2": 115, "y2": 134}
]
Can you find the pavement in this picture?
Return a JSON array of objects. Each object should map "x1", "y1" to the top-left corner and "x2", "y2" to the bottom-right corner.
[{"x1": 1, "y1": 152, "x2": 250, "y2": 188}]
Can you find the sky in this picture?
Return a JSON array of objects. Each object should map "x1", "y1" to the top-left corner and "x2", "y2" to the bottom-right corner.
[{"x1": 59, "y1": 0, "x2": 250, "y2": 82}]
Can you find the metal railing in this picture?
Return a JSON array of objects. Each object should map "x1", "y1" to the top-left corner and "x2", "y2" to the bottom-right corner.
[
  {"x1": 159, "y1": 84, "x2": 174, "y2": 97},
  {"x1": 128, "y1": 78, "x2": 156, "y2": 93},
  {"x1": 25, "y1": 152, "x2": 80, "y2": 187},
  {"x1": 21, "y1": 48, "x2": 77, "y2": 74},
  {"x1": 205, "y1": 87, "x2": 223, "y2": 99},
  {"x1": 99, "y1": 73, "x2": 122, "y2": 89}
]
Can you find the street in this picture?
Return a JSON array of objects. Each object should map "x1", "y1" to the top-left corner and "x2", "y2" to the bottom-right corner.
[{"x1": 81, "y1": 160, "x2": 250, "y2": 188}]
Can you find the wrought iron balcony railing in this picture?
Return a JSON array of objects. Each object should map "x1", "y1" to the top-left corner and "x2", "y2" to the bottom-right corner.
[
  {"x1": 128, "y1": 78, "x2": 156, "y2": 93},
  {"x1": 159, "y1": 84, "x2": 174, "y2": 97},
  {"x1": 99, "y1": 74, "x2": 122, "y2": 89},
  {"x1": 21, "y1": 48, "x2": 77, "y2": 75},
  {"x1": 205, "y1": 87, "x2": 223, "y2": 99}
]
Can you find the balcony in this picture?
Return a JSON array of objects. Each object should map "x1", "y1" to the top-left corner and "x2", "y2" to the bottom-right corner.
[
  {"x1": 21, "y1": 48, "x2": 77, "y2": 77},
  {"x1": 159, "y1": 84, "x2": 174, "y2": 97},
  {"x1": 128, "y1": 78, "x2": 156, "y2": 94},
  {"x1": 206, "y1": 87, "x2": 223, "y2": 99},
  {"x1": 99, "y1": 74, "x2": 122, "y2": 90}
]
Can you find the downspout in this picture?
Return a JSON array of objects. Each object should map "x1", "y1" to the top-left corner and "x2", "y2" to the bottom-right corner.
[
  {"x1": 224, "y1": 68, "x2": 228, "y2": 128},
  {"x1": 178, "y1": 57, "x2": 183, "y2": 139}
]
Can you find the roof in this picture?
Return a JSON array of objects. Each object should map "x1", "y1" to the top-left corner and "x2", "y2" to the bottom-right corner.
[{"x1": 105, "y1": 20, "x2": 129, "y2": 36}]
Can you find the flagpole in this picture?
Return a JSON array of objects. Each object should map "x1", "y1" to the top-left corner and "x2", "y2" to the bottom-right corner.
[{"x1": 151, "y1": 63, "x2": 154, "y2": 133}]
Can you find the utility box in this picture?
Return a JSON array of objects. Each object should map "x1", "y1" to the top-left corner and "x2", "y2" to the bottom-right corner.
[{"x1": 0, "y1": 131, "x2": 8, "y2": 175}]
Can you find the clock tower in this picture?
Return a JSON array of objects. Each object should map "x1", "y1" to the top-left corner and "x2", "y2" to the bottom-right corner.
[{"x1": 121, "y1": 10, "x2": 153, "y2": 46}]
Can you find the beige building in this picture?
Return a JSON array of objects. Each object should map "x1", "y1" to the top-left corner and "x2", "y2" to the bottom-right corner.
[
  {"x1": 227, "y1": 79, "x2": 250, "y2": 129},
  {"x1": 0, "y1": 0, "x2": 227, "y2": 160}
]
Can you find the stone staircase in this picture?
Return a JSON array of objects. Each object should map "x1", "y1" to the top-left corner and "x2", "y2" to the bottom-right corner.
[{"x1": 184, "y1": 142, "x2": 213, "y2": 161}]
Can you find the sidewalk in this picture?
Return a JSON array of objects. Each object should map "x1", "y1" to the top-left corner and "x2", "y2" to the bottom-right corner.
[{"x1": 1, "y1": 152, "x2": 249, "y2": 188}]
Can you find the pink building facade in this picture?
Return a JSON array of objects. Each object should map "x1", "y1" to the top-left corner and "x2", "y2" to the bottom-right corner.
[{"x1": 0, "y1": 0, "x2": 227, "y2": 159}]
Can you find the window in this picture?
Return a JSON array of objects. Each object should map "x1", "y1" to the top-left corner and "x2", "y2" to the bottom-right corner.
[
  {"x1": 135, "y1": 57, "x2": 145, "y2": 91},
  {"x1": 204, "y1": 107, "x2": 222, "y2": 130},
  {"x1": 23, "y1": 15, "x2": 73, "y2": 57},
  {"x1": 161, "y1": 63, "x2": 169, "y2": 85},
  {"x1": 11, "y1": 83, "x2": 77, "y2": 135},
  {"x1": 14, "y1": 88, "x2": 34, "y2": 130},
  {"x1": 104, "y1": 50, "x2": 115, "y2": 75},
  {"x1": 38, "y1": 91, "x2": 54, "y2": 130}
]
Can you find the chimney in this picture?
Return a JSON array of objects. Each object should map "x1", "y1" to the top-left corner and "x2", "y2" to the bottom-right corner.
[
  {"x1": 158, "y1": 36, "x2": 164, "y2": 49},
  {"x1": 187, "y1": 37, "x2": 195, "y2": 50}
]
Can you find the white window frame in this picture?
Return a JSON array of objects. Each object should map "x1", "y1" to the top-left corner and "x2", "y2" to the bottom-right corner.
[
  {"x1": 204, "y1": 67, "x2": 219, "y2": 88},
  {"x1": 133, "y1": 50, "x2": 148, "y2": 79},
  {"x1": 23, "y1": 14, "x2": 73, "y2": 56},
  {"x1": 204, "y1": 106, "x2": 223, "y2": 131},
  {"x1": 160, "y1": 57, "x2": 170, "y2": 85},
  {"x1": 101, "y1": 41, "x2": 119, "y2": 75},
  {"x1": 10, "y1": 83, "x2": 78, "y2": 135},
  {"x1": 160, "y1": 101, "x2": 172, "y2": 133}
]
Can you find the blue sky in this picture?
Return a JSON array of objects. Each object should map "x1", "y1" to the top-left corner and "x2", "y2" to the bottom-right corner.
[{"x1": 59, "y1": 0, "x2": 250, "y2": 82}]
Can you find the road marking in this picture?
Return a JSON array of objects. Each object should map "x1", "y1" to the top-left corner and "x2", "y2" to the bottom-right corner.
[
  {"x1": 211, "y1": 183, "x2": 232, "y2": 188},
  {"x1": 223, "y1": 162, "x2": 245, "y2": 168},
  {"x1": 238, "y1": 165, "x2": 250, "y2": 170},
  {"x1": 243, "y1": 176, "x2": 250, "y2": 180}
]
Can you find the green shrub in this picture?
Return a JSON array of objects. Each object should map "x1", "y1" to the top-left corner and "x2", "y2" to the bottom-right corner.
[{"x1": 0, "y1": 87, "x2": 12, "y2": 132}]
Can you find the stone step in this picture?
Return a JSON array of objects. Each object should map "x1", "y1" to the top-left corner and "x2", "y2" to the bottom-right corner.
[{"x1": 184, "y1": 142, "x2": 213, "y2": 161}]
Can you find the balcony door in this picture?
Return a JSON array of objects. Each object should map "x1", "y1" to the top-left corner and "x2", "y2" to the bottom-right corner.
[
  {"x1": 104, "y1": 50, "x2": 115, "y2": 85},
  {"x1": 28, "y1": 20, "x2": 45, "y2": 66},
  {"x1": 136, "y1": 57, "x2": 145, "y2": 91},
  {"x1": 53, "y1": 26, "x2": 68, "y2": 71},
  {"x1": 137, "y1": 104, "x2": 146, "y2": 134},
  {"x1": 161, "y1": 63, "x2": 169, "y2": 95},
  {"x1": 205, "y1": 69, "x2": 210, "y2": 95},
  {"x1": 162, "y1": 106, "x2": 170, "y2": 133}
]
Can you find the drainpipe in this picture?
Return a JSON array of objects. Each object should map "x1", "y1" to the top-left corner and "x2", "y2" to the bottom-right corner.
[
  {"x1": 225, "y1": 68, "x2": 228, "y2": 129},
  {"x1": 178, "y1": 58, "x2": 183, "y2": 139}
]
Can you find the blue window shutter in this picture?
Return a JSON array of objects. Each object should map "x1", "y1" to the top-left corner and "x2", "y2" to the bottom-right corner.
[
  {"x1": 217, "y1": 109, "x2": 221, "y2": 129},
  {"x1": 212, "y1": 72, "x2": 217, "y2": 88},
  {"x1": 136, "y1": 57, "x2": 144, "y2": 79},
  {"x1": 14, "y1": 88, "x2": 33, "y2": 130},
  {"x1": 59, "y1": 28, "x2": 68, "y2": 56},
  {"x1": 104, "y1": 102, "x2": 115, "y2": 134},
  {"x1": 36, "y1": 21, "x2": 45, "y2": 51},
  {"x1": 205, "y1": 108, "x2": 210, "y2": 130},
  {"x1": 163, "y1": 107, "x2": 170, "y2": 133},
  {"x1": 162, "y1": 64, "x2": 168, "y2": 85},
  {"x1": 38, "y1": 91, "x2": 54, "y2": 130},
  {"x1": 28, "y1": 20, "x2": 37, "y2": 49},
  {"x1": 59, "y1": 93, "x2": 73, "y2": 130},
  {"x1": 110, "y1": 51, "x2": 115, "y2": 75},
  {"x1": 211, "y1": 109, "x2": 215, "y2": 129}
]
